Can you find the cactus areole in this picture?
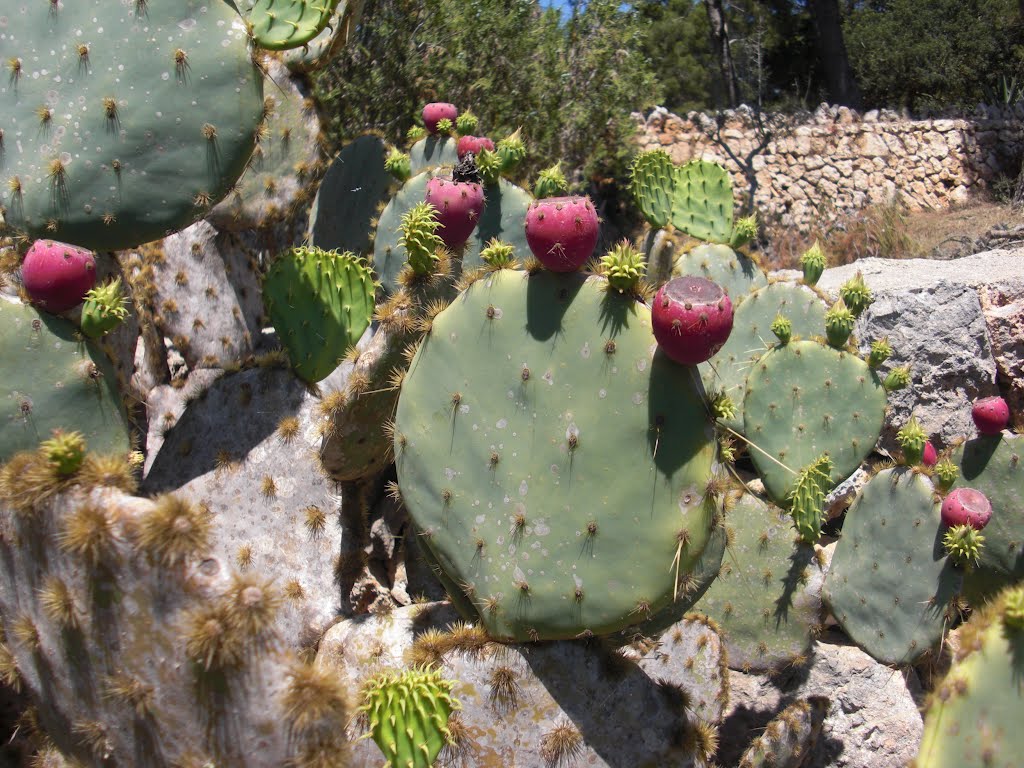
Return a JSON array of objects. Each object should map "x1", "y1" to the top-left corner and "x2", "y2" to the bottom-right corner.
[
  {"x1": 972, "y1": 396, "x2": 1010, "y2": 435},
  {"x1": 652, "y1": 277, "x2": 734, "y2": 365},
  {"x1": 423, "y1": 103, "x2": 458, "y2": 134},
  {"x1": 424, "y1": 155, "x2": 486, "y2": 249},
  {"x1": 524, "y1": 196, "x2": 600, "y2": 273},
  {"x1": 941, "y1": 487, "x2": 993, "y2": 531},
  {"x1": 21, "y1": 240, "x2": 97, "y2": 313}
]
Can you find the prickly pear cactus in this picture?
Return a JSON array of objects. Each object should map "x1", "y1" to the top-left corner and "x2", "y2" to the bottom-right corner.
[
  {"x1": 743, "y1": 339, "x2": 887, "y2": 503},
  {"x1": 738, "y1": 697, "x2": 829, "y2": 768},
  {"x1": 701, "y1": 282, "x2": 827, "y2": 433},
  {"x1": 246, "y1": 0, "x2": 342, "y2": 51},
  {"x1": 630, "y1": 150, "x2": 675, "y2": 229},
  {"x1": 695, "y1": 493, "x2": 825, "y2": 672},
  {"x1": 916, "y1": 586, "x2": 1024, "y2": 768},
  {"x1": 209, "y1": 59, "x2": 326, "y2": 231},
  {"x1": 359, "y1": 665, "x2": 459, "y2": 768},
  {"x1": 672, "y1": 243, "x2": 768, "y2": 305},
  {"x1": 672, "y1": 160, "x2": 734, "y2": 244},
  {"x1": 948, "y1": 433, "x2": 1024, "y2": 601},
  {"x1": 824, "y1": 467, "x2": 961, "y2": 665},
  {"x1": 0, "y1": 0, "x2": 264, "y2": 250},
  {"x1": 309, "y1": 135, "x2": 396, "y2": 257},
  {"x1": 282, "y1": 0, "x2": 365, "y2": 73},
  {"x1": 393, "y1": 269, "x2": 718, "y2": 641},
  {"x1": 262, "y1": 247, "x2": 376, "y2": 384},
  {"x1": 409, "y1": 136, "x2": 460, "y2": 174},
  {"x1": 1, "y1": 299, "x2": 131, "y2": 464},
  {"x1": 373, "y1": 170, "x2": 531, "y2": 294}
]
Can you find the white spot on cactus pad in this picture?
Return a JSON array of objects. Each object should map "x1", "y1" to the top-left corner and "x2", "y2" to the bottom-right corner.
[
  {"x1": 475, "y1": 515, "x2": 486, "y2": 524},
  {"x1": 632, "y1": 392, "x2": 645, "y2": 405},
  {"x1": 513, "y1": 566, "x2": 526, "y2": 582},
  {"x1": 496, "y1": 418, "x2": 508, "y2": 429},
  {"x1": 458, "y1": 404, "x2": 470, "y2": 415},
  {"x1": 565, "y1": 423, "x2": 580, "y2": 442},
  {"x1": 542, "y1": 370, "x2": 554, "y2": 385},
  {"x1": 534, "y1": 520, "x2": 550, "y2": 536},
  {"x1": 636, "y1": 358, "x2": 648, "y2": 372},
  {"x1": 444, "y1": 467, "x2": 458, "y2": 480},
  {"x1": 580, "y1": 342, "x2": 591, "y2": 359},
  {"x1": 519, "y1": 480, "x2": 528, "y2": 497}
]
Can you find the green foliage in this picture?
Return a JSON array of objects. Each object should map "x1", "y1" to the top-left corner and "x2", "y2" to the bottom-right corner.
[
  {"x1": 844, "y1": 0, "x2": 1024, "y2": 111},
  {"x1": 315, "y1": 0, "x2": 660, "y2": 180}
]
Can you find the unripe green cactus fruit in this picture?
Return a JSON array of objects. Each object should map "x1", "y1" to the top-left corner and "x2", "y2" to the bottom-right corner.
[
  {"x1": 771, "y1": 313, "x2": 792, "y2": 344},
  {"x1": 40, "y1": 430, "x2": 87, "y2": 476},
  {"x1": 262, "y1": 247, "x2": 376, "y2": 384},
  {"x1": 599, "y1": 242, "x2": 646, "y2": 294},
  {"x1": 385, "y1": 148, "x2": 412, "y2": 182},
  {"x1": 480, "y1": 238, "x2": 518, "y2": 270},
  {"x1": 399, "y1": 202, "x2": 446, "y2": 277},
  {"x1": 867, "y1": 336, "x2": 892, "y2": 368},
  {"x1": 897, "y1": 417, "x2": 928, "y2": 466},
  {"x1": 359, "y1": 665, "x2": 460, "y2": 768},
  {"x1": 839, "y1": 271, "x2": 873, "y2": 317},
  {"x1": 934, "y1": 459, "x2": 959, "y2": 491},
  {"x1": 943, "y1": 524, "x2": 985, "y2": 568},
  {"x1": 824, "y1": 298, "x2": 855, "y2": 348},
  {"x1": 496, "y1": 129, "x2": 527, "y2": 172},
  {"x1": 455, "y1": 110, "x2": 479, "y2": 135},
  {"x1": 729, "y1": 213, "x2": 759, "y2": 249},
  {"x1": 799, "y1": 242, "x2": 827, "y2": 287},
  {"x1": 534, "y1": 164, "x2": 568, "y2": 199},
  {"x1": 788, "y1": 454, "x2": 833, "y2": 544},
  {"x1": 884, "y1": 366, "x2": 912, "y2": 391},
  {"x1": 80, "y1": 277, "x2": 130, "y2": 339}
]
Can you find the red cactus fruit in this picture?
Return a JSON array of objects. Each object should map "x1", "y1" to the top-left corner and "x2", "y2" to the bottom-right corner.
[
  {"x1": 922, "y1": 441, "x2": 938, "y2": 467},
  {"x1": 456, "y1": 136, "x2": 495, "y2": 159},
  {"x1": 21, "y1": 239, "x2": 97, "y2": 313},
  {"x1": 425, "y1": 158, "x2": 486, "y2": 249},
  {"x1": 524, "y1": 196, "x2": 600, "y2": 273},
  {"x1": 652, "y1": 277, "x2": 734, "y2": 366},
  {"x1": 422, "y1": 103, "x2": 458, "y2": 134},
  {"x1": 972, "y1": 396, "x2": 1010, "y2": 435},
  {"x1": 941, "y1": 487, "x2": 993, "y2": 530}
]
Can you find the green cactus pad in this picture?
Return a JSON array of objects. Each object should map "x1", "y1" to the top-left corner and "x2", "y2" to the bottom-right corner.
[
  {"x1": 671, "y1": 243, "x2": 768, "y2": 305},
  {"x1": 743, "y1": 339, "x2": 886, "y2": 503},
  {"x1": 209, "y1": 59, "x2": 325, "y2": 231},
  {"x1": 394, "y1": 270, "x2": 718, "y2": 641},
  {"x1": 823, "y1": 467, "x2": 961, "y2": 665},
  {"x1": 699, "y1": 282, "x2": 827, "y2": 434},
  {"x1": 0, "y1": 0, "x2": 264, "y2": 251},
  {"x1": 308, "y1": 135, "x2": 395, "y2": 257},
  {"x1": 696, "y1": 493, "x2": 824, "y2": 672},
  {"x1": 359, "y1": 665, "x2": 459, "y2": 768},
  {"x1": 262, "y1": 248, "x2": 375, "y2": 384},
  {"x1": 917, "y1": 589, "x2": 1024, "y2": 768},
  {"x1": 0, "y1": 299, "x2": 131, "y2": 463},
  {"x1": 247, "y1": 0, "x2": 341, "y2": 51},
  {"x1": 950, "y1": 434, "x2": 1024, "y2": 601},
  {"x1": 671, "y1": 160, "x2": 734, "y2": 244},
  {"x1": 408, "y1": 136, "x2": 460, "y2": 175},
  {"x1": 373, "y1": 171, "x2": 531, "y2": 295},
  {"x1": 739, "y1": 697, "x2": 829, "y2": 768},
  {"x1": 282, "y1": 0, "x2": 363, "y2": 73},
  {"x1": 630, "y1": 150, "x2": 675, "y2": 228}
]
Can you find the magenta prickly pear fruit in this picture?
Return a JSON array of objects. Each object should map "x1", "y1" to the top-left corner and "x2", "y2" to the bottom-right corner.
[
  {"x1": 422, "y1": 102, "x2": 458, "y2": 134},
  {"x1": 923, "y1": 440, "x2": 938, "y2": 467},
  {"x1": 941, "y1": 487, "x2": 993, "y2": 531},
  {"x1": 456, "y1": 135, "x2": 495, "y2": 159},
  {"x1": 21, "y1": 239, "x2": 97, "y2": 313},
  {"x1": 652, "y1": 276, "x2": 734, "y2": 365},
  {"x1": 524, "y1": 196, "x2": 600, "y2": 273},
  {"x1": 972, "y1": 396, "x2": 1010, "y2": 435},
  {"x1": 424, "y1": 155, "x2": 485, "y2": 249}
]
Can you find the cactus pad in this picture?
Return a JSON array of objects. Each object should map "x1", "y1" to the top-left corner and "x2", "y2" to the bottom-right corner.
[
  {"x1": 700, "y1": 282, "x2": 827, "y2": 433},
  {"x1": 917, "y1": 588, "x2": 1024, "y2": 768},
  {"x1": 373, "y1": 171, "x2": 531, "y2": 294},
  {"x1": 949, "y1": 434, "x2": 1024, "y2": 600},
  {"x1": 743, "y1": 339, "x2": 886, "y2": 503},
  {"x1": 1, "y1": 299, "x2": 131, "y2": 463},
  {"x1": 394, "y1": 270, "x2": 718, "y2": 641},
  {"x1": 282, "y1": 0, "x2": 364, "y2": 73},
  {"x1": 0, "y1": 0, "x2": 264, "y2": 250},
  {"x1": 262, "y1": 248, "x2": 375, "y2": 384},
  {"x1": 409, "y1": 137, "x2": 460, "y2": 175},
  {"x1": 695, "y1": 493, "x2": 825, "y2": 672},
  {"x1": 308, "y1": 135, "x2": 395, "y2": 257},
  {"x1": 823, "y1": 467, "x2": 961, "y2": 664},
  {"x1": 247, "y1": 0, "x2": 341, "y2": 51},
  {"x1": 630, "y1": 150, "x2": 675, "y2": 228},
  {"x1": 671, "y1": 160, "x2": 734, "y2": 244},
  {"x1": 672, "y1": 243, "x2": 768, "y2": 305}
]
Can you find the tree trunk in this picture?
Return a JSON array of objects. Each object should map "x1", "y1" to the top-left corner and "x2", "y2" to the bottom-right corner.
[
  {"x1": 808, "y1": 0, "x2": 862, "y2": 108},
  {"x1": 705, "y1": 0, "x2": 739, "y2": 108}
]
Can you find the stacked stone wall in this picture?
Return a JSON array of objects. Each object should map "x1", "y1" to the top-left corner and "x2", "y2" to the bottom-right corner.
[{"x1": 633, "y1": 103, "x2": 1024, "y2": 231}]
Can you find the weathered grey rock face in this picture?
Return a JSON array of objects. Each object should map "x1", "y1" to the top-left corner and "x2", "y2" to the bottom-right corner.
[
  {"x1": 319, "y1": 603, "x2": 729, "y2": 768},
  {"x1": 721, "y1": 632, "x2": 924, "y2": 768},
  {"x1": 813, "y1": 251, "x2": 1024, "y2": 448},
  {"x1": 142, "y1": 365, "x2": 344, "y2": 650}
]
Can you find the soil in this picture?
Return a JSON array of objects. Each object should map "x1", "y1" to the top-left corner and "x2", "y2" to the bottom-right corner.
[{"x1": 906, "y1": 199, "x2": 1024, "y2": 260}]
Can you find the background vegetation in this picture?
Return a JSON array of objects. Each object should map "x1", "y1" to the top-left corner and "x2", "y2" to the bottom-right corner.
[{"x1": 315, "y1": 0, "x2": 1024, "y2": 188}]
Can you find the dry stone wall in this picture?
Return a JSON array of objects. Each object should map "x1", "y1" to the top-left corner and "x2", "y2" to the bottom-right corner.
[{"x1": 633, "y1": 103, "x2": 1024, "y2": 230}]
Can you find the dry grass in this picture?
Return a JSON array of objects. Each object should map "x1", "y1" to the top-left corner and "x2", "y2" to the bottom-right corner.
[{"x1": 761, "y1": 196, "x2": 1023, "y2": 270}]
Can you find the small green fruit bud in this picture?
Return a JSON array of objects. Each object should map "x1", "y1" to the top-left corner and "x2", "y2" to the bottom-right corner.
[
  {"x1": 934, "y1": 459, "x2": 959, "y2": 492},
  {"x1": 839, "y1": 271, "x2": 873, "y2": 317},
  {"x1": 496, "y1": 128, "x2": 526, "y2": 172},
  {"x1": 867, "y1": 337, "x2": 892, "y2": 368},
  {"x1": 824, "y1": 298, "x2": 855, "y2": 348},
  {"x1": 455, "y1": 110, "x2": 478, "y2": 135},
  {"x1": 435, "y1": 117, "x2": 454, "y2": 135},
  {"x1": 399, "y1": 202, "x2": 445, "y2": 276},
  {"x1": 81, "y1": 277, "x2": 130, "y2": 339},
  {"x1": 896, "y1": 417, "x2": 928, "y2": 465},
  {"x1": 384, "y1": 148, "x2": 411, "y2": 182},
  {"x1": 480, "y1": 238, "x2": 517, "y2": 270},
  {"x1": 771, "y1": 313, "x2": 792, "y2": 344},
  {"x1": 534, "y1": 163, "x2": 568, "y2": 199},
  {"x1": 883, "y1": 366, "x2": 912, "y2": 392},
  {"x1": 799, "y1": 241, "x2": 826, "y2": 287},
  {"x1": 943, "y1": 523, "x2": 984, "y2": 568},
  {"x1": 475, "y1": 148, "x2": 503, "y2": 185},
  {"x1": 1004, "y1": 588, "x2": 1024, "y2": 631},
  {"x1": 729, "y1": 214, "x2": 758, "y2": 249},
  {"x1": 599, "y1": 241, "x2": 646, "y2": 294},
  {"x1": 41, "y1": 430, "x2": 87, "y2": 476}
]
